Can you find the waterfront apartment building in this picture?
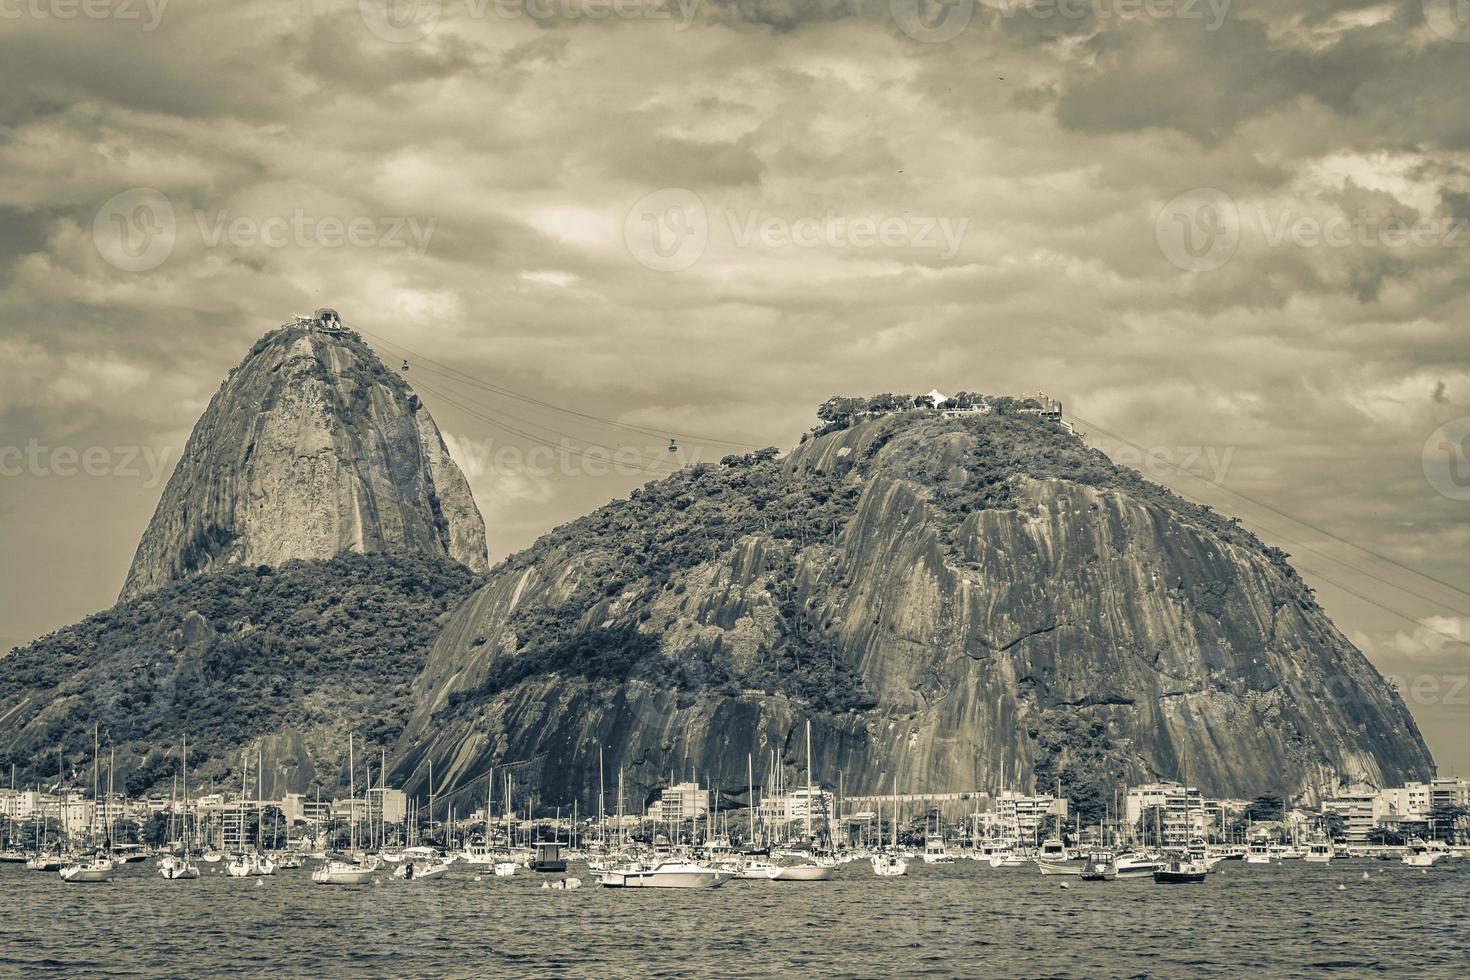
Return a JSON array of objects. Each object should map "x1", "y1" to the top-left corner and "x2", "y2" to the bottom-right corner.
[
  {"x1": 758, "y1": 787, "x2": 834, "y2": 827},
  {"x1": 1320, "y1": 788, "x2": 1384, "y2": 843},
  {"x1": 366, "y1": 787, "x2": 407, "y2": 826},
  {"x1": 652, "y1": 782, "x2": 711, "y2": 822},
  {"x1": 992, "y1": 791, "x2": 1067, "y2": 842},
  {"x1": 1125, "y1": 783, "x2": 1207, "y2": 845}
]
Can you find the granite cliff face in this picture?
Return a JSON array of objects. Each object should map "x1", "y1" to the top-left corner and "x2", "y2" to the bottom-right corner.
[
  {"x1": 391, "y1": 405, "x2": 1433, "y2": 812},
  {"x1": 120, "y1": 311, "x2": 488, "y2": 600}
]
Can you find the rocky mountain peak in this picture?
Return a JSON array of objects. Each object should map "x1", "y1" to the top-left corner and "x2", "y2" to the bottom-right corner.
[{"x1": 119, "y1": 311, "x2": 488, "y2": 600}]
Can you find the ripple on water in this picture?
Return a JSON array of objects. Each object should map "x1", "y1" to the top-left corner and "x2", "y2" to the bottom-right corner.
[{"x1": 0, "y1": 861, "x2": 1466, "y2": 978}]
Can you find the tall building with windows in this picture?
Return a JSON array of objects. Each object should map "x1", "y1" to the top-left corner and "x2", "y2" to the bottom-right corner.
[
  {"x1": 366, "y1": 787, "x2": 407, "y2": 826},
  {"x1": 993, "y1": 791, "x2": 1067, "y2": 841},
  {"x1": 1125, "y1": 783, "x2": 1207, "y2": 845},
  {"x1": 652, "y1": 782, "x2": 710, "y2": 822}
]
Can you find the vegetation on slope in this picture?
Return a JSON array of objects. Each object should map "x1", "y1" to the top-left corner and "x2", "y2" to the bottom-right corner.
[{"x1": 0, "y1": 553, "x2": 479, "y2": 795}]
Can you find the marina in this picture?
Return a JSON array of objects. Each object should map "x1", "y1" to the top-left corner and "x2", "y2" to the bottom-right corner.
[{"x1": 2, "y1": 851, "x2": 1465, "y2": 977}]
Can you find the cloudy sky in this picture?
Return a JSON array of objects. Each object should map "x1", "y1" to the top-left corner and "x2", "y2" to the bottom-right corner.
[{"x1": 1, "y1": 0, "x2": 1467, "y2": 772}]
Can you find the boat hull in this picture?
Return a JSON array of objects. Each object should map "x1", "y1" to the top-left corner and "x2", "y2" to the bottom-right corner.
[
  {"x1": 769, "y1": 865, "x2": 835, "y2": 881},
  {"x1": 1153, "y1": 870, "x2": 1208, "y2": 884},
  {"x1": 59, "y1": 864, "x2": 113, "y2": 883},
  {"x1": 600, "y1": 870, "x2": 728, "y2": 889}
]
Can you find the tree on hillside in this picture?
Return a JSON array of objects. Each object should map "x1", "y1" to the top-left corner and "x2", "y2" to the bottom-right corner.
[{"x1": 1245, "y1": 794, "x2": 1284, "y2": 823}]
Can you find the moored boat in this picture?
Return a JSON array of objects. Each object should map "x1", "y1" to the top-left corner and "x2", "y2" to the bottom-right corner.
[
  {"x1": 394, "y1": 859, "x2": 450, "y2": 881},
  {"x1": 1079, "y1": 850, "x2": 1117, "y2": 881},
  {"x1": 871, "y1": 852, "x2": 908, "y2": 877},
  {"x1": 599, "y1": 859, "x2": 731, "y2": 889},
  {"x1": 1402, "y1": 839, "x2": 1449, "y2": 867},
  {"x1": 157, "y1": 853, "x2": 200, "y2": 879},
  {"x1": 1153, "y1": 855, "x2": 1209, "y2": 884},
  {"x1": 312, "y1": 859, "x2": 377, "y2": 884},
  {"x1": 59, "y1": 856, "x2": 114, "y2": 883}
]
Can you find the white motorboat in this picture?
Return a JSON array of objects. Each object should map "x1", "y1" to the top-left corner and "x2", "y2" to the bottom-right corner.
[
  {"x1": 871, "y1": 852, "x2": 908, "y2": 877},
  {"x1": 1244, "y1": 839, "x2": 1275, "y2": 865},
  {"x1": 157, "y1": 854, "x2": 200, "y2": 879},
  {"x1": 1114, "y1": 851, "x2": 1166, "y2": 879},
  {"x1": 394, "y1": 860, "x2": 450, "y2": 881},
  {"x1": 769, "y1": 859, "x2": 836, "y2": 882},
  {"x1": 921, "y1": 835, "x2": 956, "y2": 865},
  {"x1": 599, "y1": 859, "x2": 731, "y2": 889},
  {"x1": 26, "y1": 854, "x2": 66, "y2": 872},
  {"x1": 226, "y1": 852, "x2": 268, "y2": 878},
  {"x1": 460, "y1": 843, "x2": 498, "y2": 866},
  {"x1": 1402, "y1": 839, "x2": 1449, "y2": 867},
  {"x1": 312, "y1": 860, "x2": 377, "y2": 884},
  {"x1": 494, "y1": 861, "x2": 519, "y2": 877},
  {"x1": 730, "y1": 859, "x2": 782, "y2": 880},
  {"x1": 1304, "y1": 839, "x2": 1335, "y2": 863},
  {"x1": 59, "y1": 857, "x2": 114, "y2": 883}
]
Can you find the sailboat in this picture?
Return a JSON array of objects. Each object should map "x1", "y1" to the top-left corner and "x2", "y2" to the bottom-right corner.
[
  {"x1": 61, "y1": 733, "x2": 115, "y2": 884},
  {"x1": 159, "y1": 741, "x2": 201, "y2": 879},
  {"x1": 769, "y1": 722, "x2": 836, "y2": 882},
  {"x1": 871, "y1": 776, "x2": 907, "y2": 877},
  {"x1": 313, "y1": 734, "x2": 379, "y2": 884}
]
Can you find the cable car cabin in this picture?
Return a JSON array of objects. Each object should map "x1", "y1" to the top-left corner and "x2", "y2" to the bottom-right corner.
[{"x1": 530, "y1": 842, "x2": 567, "y2": 873}]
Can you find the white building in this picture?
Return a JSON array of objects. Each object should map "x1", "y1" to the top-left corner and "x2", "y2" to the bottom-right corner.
[
  {"x1": 1125, "y1": 783, "x2": 1207, "y2": 845},
  {"x1": 652, "y1": 782, "x2": 710, "y2": 822},
  {"x1": 993, "y1": 791, "x2": 1067, "y2": 841},
  {"x1": 1322, "y1": 788, "x2": 1385, "y2": 842},
  {"x1": 366, "y1": 787, "x2": 407, "y2": 826},
  {"x1": 759, "y1": 787, "x2": 833, "y2": 826}
]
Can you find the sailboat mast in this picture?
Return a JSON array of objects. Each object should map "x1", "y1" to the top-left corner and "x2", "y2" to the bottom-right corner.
[
  {"x1": 805, "y1": 720, "x2": 813, "y2": 841},
  {"x1": 182, "y1": 734, "x2": 189, "y2": 851}
]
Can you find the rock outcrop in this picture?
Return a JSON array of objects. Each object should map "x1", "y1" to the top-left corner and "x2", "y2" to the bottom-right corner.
[
  {"x1": 391, "y1": 405, "x2": 1433, "y2": 812},
  {"x1": 120, "y1": 310, "x2": 488, "y2": 600}
]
